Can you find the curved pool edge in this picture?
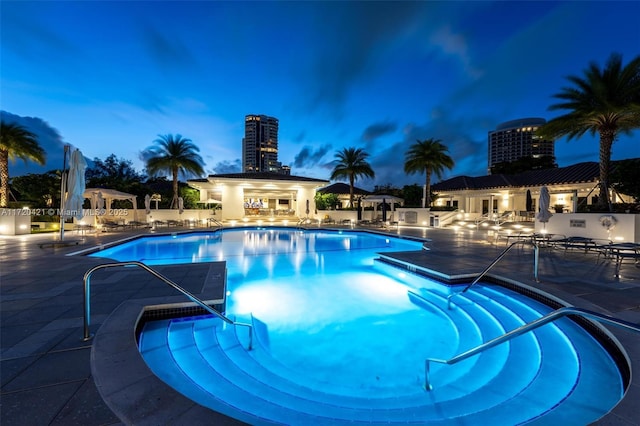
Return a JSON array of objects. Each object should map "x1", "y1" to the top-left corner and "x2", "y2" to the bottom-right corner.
[
  {"x1": 91, "y1": 296, "x2": 247, "y2": 426},
  {"x1": 91, "y1": 282, "x2": 637, "y2": 425}
]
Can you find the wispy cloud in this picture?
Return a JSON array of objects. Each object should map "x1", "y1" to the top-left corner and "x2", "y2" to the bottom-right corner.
[
  {"x1": 293, "y1": 2, "x2": 428, "y2": 116},
  {"x1": 293, "y1": 144, "x2": 332, "y2": 168},
  {"x1": 210, "y1": 159, "x2": 241, "y2": 174},
  {"x1": 429, "y1": 25, "x2": 482, "y2": 79},
  {"x1": 361, "y1": 121, "x2": 397, "y2": 142},
  {"x1": 143, "y1": 25, "x2": 198, "y2": 69}
]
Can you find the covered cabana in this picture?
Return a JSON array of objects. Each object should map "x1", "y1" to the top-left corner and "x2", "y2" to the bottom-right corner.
[
  {"x1": 362, "y1": 194, "x2": 404, "y2": 222},
  {"x1": 83, "y1": 188, "x2": 138, "y2": 227},
  {"x1": 317, "y1": 183, "x2": 371, "y2": 209}
]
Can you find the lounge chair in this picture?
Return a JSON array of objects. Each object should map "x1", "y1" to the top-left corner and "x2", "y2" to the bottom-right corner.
[
  {"x1": 128, "y1": 221, "x2": 151, "y2": 229},
  {"x1": 549, "y1": 236, "x2": 611, "y2": 256},
  {"x1": 606, "y1": 243, "x2": 640, "y2": 277},
  {"x1": 101, "y1": 220, "x2": 123, "y2": 232}
]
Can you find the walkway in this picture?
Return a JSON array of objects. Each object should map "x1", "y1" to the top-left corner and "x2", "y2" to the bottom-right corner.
[{"x1": 1, "y1": 225, "x2": 638, "y2": 425}]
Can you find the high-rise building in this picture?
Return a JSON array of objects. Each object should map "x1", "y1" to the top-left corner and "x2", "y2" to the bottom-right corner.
[
  {"x1": 242, "y1": 114, "x2": 289, "y2": 174},
  {"x1": 488, "y1": 118, "x2": 554, "y2": 173}
]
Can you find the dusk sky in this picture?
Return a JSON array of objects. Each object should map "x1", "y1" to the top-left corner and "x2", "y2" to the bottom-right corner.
[{"x1": 2, "y1": 1, "x2": 639, "y2": 189}]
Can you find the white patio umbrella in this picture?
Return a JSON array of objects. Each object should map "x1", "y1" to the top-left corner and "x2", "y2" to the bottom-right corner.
[
  {"x1": 65, "y1": 149, "x2": 87, "y2": 219},
  {"x1": 144, "y1": 194, "x2": 151, "y2": 215},
  {"x1": 89, "y1": 191, "x2": 105, "y2": 227},
  {"x1": 59, "y1": 148, "x2": 86, "y2": 240},
  {"x1": 536, "y1": 186, "x2": 553, "y2": 227},
  {"x1": 97, "y1": 191, "x2": 105, "y2": 212},
  {"x1": 178, "y1": 197, "x2": 184, "y2": 214}
]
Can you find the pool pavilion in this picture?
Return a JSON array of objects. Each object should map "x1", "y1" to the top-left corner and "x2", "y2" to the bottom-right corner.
[
  {"x1": 431, "y1": 161, "x2": 635, "y2": 220},
  {"x1": 187, "y1": 172, "x2": 329, "y2": 222}
]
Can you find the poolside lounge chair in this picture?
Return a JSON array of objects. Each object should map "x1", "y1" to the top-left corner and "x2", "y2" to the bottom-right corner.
[
  {"x1": 606, "y1": 243, "x2": 640, "y2": 277},
  {"x1": 127, "y1": 221, "x2": 151, "y2": 229},
  {"x1": 322, "y1": 216, "x2": 335, "y2": 225},
  {"x1": 549, "y1": 236, "x2": 613, "y2": 259},
  {"x1": 101, "y1": 220, "x2": 124, "y2": 232}
]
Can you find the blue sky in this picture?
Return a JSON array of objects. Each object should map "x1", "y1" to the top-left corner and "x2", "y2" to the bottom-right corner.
[{"x1": 2, "y1": 1, "x2": 639, "y2": 189}]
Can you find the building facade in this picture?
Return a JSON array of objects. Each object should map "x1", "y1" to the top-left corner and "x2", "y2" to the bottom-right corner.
[
  {"x1": 188, "y1": 172, "x2": 328, "y2": 221},
  {"x1": 488, "y1": 118, "x2": 554, "y2": 173},
  {"x1": 242, "y1": 114, "x2": 289, "y2": 174},
  {"x1": 431, "y1": 161, "x2": 634, "y2": 219}
]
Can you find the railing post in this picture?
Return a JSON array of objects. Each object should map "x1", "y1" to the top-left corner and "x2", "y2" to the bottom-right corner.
[
  {"x1": 83, "y1": 274, "x2": 93, "y2": 341},
  {"x1": 424, "y1": 360, "x2": 432, "y2": 391},
  {"x1": 447, "y1": 241, "x2": 530, "y2": 309},
  {"x1": 82, "y1": 261, "x2": 253, "y2": 350},
  {"x1": 533, "y1": 242, "x2": 539, "y2": 282}
]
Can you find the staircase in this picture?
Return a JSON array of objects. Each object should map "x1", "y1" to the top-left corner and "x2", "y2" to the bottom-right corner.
[{"x1": 139, "y1": 284, "x2": 622, "y2": 425}]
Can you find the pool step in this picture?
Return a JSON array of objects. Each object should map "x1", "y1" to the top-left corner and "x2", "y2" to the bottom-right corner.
[
  {"x1": 138, "y1": 318, "x2": 270, "y2": 425},
  {"x1": 470, "y1": 285, "x2": 623, "y2": 424},
  {"x1": 138, "y1": 279, "x2": 621, "y2": 425},
  {"x1": 437, "y1": 287, "x2": 578, "y2": 422}
]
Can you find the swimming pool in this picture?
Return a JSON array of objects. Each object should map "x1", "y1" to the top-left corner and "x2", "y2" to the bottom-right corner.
[{"x1": 91, "y1": 228, "x2": 625, "y2": 424}]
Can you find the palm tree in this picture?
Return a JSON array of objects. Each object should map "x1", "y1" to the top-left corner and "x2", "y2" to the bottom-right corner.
[
  {"x1": 537, "y1": 53, "x2": 640, "y2": 210},
  {"x1": 143, "y1": 134, "x2": 205, "y2": 209},
  {"x1": 404, "y1": 138, "x2": 454, "y2": 208},
  {"x1": 0, "y1": 122, "x2": 46, "y2": 207},
  {"x1": 330, "y1": 147, "x2": 375, "y2": 208}
]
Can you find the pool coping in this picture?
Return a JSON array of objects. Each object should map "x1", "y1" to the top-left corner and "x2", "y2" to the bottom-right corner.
[{"x1": 91, "y1": 262, "x2": 638, "y2": 425}]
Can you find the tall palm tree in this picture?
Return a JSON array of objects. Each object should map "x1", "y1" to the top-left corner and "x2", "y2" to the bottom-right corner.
[
  {"x1": 330, "y1": 147, "x2": 375, "y2": 208},
  {"x1": 143, "y1": 134, "x2": 205, "y2": 209},
  {"x1": 537, "y1": 53, "x2": 640, "y2": 210},
  {"x1": 0, "y1": 122, "x2": 46, "y2": 207},
  {"x1": 404, "y1": 138, "x2": 454, "y2": 208}
]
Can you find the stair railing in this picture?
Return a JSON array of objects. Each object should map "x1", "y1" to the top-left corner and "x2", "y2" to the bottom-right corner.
[
  {"x1": 424, "y1": 306, "x2": 640, "y2": 390},
  {"x1": 447, "y1": 240, "x2": 539, "y2": 309},
  {"x1": 83, "y1": 261, "x2": 253, "y2": 350},
  {"x1": 208, "y1": 218, "x2": 224, "y2": 228}
]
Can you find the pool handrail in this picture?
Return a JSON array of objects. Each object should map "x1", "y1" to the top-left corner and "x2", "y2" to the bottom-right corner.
[
  {"x1": 208, "y1": 218, "x2": 224, "y2": 228},
  {"x1": 424, "y1": 306, "x2": 640, "y2": 390},
  {"x1": 82, "y1": 261, "x2": 253, "y2": 350},
  {"x1": 447, "y1": 240, "x2": 539, "y2": 309}
]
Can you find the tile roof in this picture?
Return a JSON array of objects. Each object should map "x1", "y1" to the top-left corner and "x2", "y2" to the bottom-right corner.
[
  {"x1": 203, "y1": 172, "x2": 329, "y2": 183},
  {"x1": 317, "y1": 182, "x2": 371, "y2": 195},
  {"x1": 431, "y1": 160, "x2": 631, "y2": 191}
]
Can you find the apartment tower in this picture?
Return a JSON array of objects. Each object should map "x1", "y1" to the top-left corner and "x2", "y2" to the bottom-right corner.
[
  {"x1": 488, "y1": 118, "x2": 554, "y2": 173},
  {"x1": 243, "y1": 114, "x2": 288, "y2": 174}
]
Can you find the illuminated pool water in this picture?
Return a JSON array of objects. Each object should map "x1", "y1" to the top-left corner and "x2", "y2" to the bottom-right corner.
[{"x1": 92, "y1": 229, "x2": 624, "y2": 424}]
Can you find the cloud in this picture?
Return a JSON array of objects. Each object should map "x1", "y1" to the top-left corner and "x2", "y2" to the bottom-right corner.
[
  {"x1": 292, "y1": 132, "x2": 306, "y2": 143},
  {"x1": 143, "y1": 25, "x2": 197, "y2": 69},
  {"x1": 1, "y1": 7, "x2": 82, "y2": 63},
  {"x1": 363, "y1": 107, "x2": 490, "y2": 188},
  {"x1": 1, "y1": 111, "x2": 69, "y2": 176},
  {"x1": 429, "y1": 25, "x2": 482, "y2": 79},
  {"x1": 293, "y1": 144, "x2": 332, "y2": 168},
  {"x1": 210, "y1": 159, "x2": 241, "y2": 174},
  {"x1": 293, "y1": 2, "x2": 429, "y2": 116},
  {"x1": 361, "y1": 121, "x2": 397, "y2": 142}
]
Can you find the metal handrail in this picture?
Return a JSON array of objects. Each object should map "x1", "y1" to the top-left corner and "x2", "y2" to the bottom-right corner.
[
  {"x1": 424, "y1": 306, "x2": 640, "y2": 390},
  {"x1": 82, "y1": 261, "x2": 253, "y2": 350},
  {"x1": 208, "y1": 218, "x2": 224, "y2": 228},
  {"x1": 447, "y1": 240, "x2": 539, "y2": 309}
]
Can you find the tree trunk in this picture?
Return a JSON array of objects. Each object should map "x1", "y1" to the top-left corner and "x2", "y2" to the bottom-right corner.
[
  {"x1": 171, "y1": 166, "x2": 179, "y2": 209},
  {"x1": 425, "y1": 169, "x2": 432, "y2": 208},
  {"x1": 0, "y1": 150, "x2": 9, "y2": 207},
  {"x1": 349, "y1": 174, "x2": 355, "y2": 208},
  {"x1": 598, "y1": 130, "x2": 614, "y2": 211}
]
